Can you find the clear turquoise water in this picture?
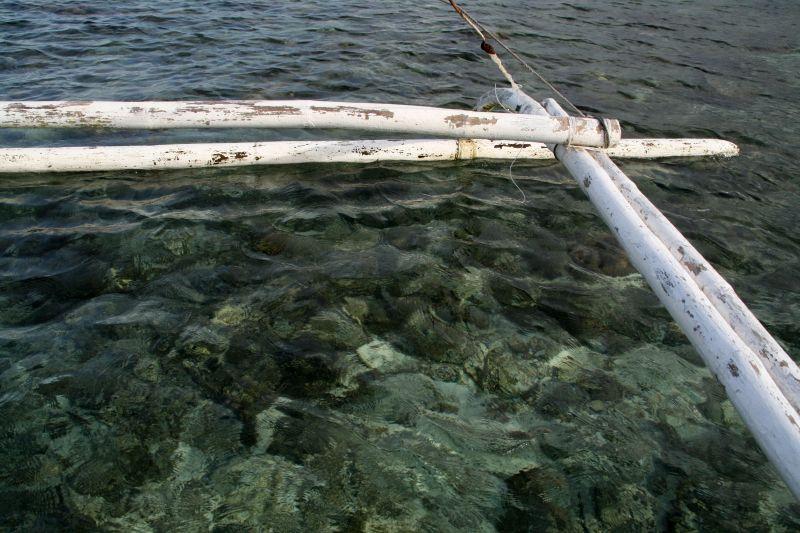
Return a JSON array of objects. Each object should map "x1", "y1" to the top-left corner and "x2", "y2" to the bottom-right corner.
[{"x1": 1, "y1": 1, "x2": 799, "y2": 531}]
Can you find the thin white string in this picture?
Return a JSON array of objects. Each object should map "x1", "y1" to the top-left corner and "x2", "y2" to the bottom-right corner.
[
  {"x1": 493, "y1": 84, "x2": 511, "y2": 112},
  {"x1": 459, "y1": 84, "x2": 529, "y2": 203},
  {"x1": 493, "y1": 84, "x2": 526, "y2": 203},
  {"x1": 507, "y1": 147, "x2": 527, "y2": 204}
]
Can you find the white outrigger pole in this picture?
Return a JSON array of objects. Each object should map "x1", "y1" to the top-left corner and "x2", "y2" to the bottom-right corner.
[
  {"x1": 515, "y1": 89, "x2": 800, "y2": 497},
  {"x1": 0, "y1": 138, "x2": 738, "y2": 173},
  {"x1": 0, "y1": 100, "x2": 617, "y2": 146}
]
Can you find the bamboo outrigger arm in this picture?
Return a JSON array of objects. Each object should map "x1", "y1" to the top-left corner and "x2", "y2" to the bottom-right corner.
[
  {"x1": 0, "y1": 138, "x2": 738, "y2": 173},
  {"x1": 0, "y1": 100, "x2": 620, "y2": 148},
  {"x1": 482, "y1": 88, "x2": 800, "y2": 497}
]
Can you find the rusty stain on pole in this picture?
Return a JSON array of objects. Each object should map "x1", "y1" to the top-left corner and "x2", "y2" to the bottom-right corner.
[{"x1": 0, "y1": 100, "x2": 621, "y2": 148}]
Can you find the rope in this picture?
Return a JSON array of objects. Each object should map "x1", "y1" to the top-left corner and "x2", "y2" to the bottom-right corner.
[
  {"x1": 447, "y1": 0, "x2": 486, "y2": 40},
  {"x1": 440, "y1": 0, "x2": 586, "y2": 117},
  {"x1": 447, "y1": 1, "x2": 518, "y2": 89}
]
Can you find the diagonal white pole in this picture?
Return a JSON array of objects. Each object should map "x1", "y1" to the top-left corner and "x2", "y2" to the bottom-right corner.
[
  {"x1": 574, "y1": 116, "x2": 800, "y2": 416},
  {"x1": 485, "y1": 87, "x2": 800, "y2": 498}
]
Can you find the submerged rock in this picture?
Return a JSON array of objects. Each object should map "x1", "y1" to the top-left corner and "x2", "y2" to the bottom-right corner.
[
  {"x1": 211, "y1": 304, "x2": 249, "y2": 327},
  {"x1": 306, "y1": 309, "x2": 369, "y2": 350},
  {"x1": 534, "y1": 381, "x2": 589, "y2": 418},
  {"x1": 356, "y1": 339, "x2": 416, "y2": 373},
  {"x1": 463, "y1": 343, "x2": 541, "y2": 396},
  {"x1": 178, "y1": 324, "x2": 230, "y2": 359},
  {"x1": 497, "y1": 466, "x2": 579, "y2": 533},
  {"x1": 574, "y1": 369, "x2": 626, "y2": 402},
  {"x1": 401, "y1": 308, "x2": 477, "y2": 365},
  {"x1": 569, "y1": 239, "x2": 634, "y2": 277}
]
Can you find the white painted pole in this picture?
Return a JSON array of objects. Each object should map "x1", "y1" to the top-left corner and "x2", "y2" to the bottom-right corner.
[
  {"x1": 487, "y1": 88, "x2": 800, "y2": 497},
  {"x1": 0, "y1": 100, "x2": 620, "y2": 148},
  {"x1": 553, "y1": 114, "x2": 800, "y2": 499},
  {"x1": 540, "y1": 98, "x2": 800, "y2": 416},
  {"x1": 582, "y1": 127, "x2": 800, "y2": 416},
  {"x1": 590, "y1": 138, "x2": 738, "y2": 158},
  {"x1": 0, "y1": 138, "x2": 738, "y2": 173}
]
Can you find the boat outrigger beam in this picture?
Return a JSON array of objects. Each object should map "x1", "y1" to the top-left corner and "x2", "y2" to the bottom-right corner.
[
  {"x1": 0, "y1": 138, "x2": 738, "y2": 173},
  {"x1": 487, "y1": 87, "x2": 800, "y2": 497},
  {"x1": 0, "y1": 100, "x2": 619, "y2": 148}
]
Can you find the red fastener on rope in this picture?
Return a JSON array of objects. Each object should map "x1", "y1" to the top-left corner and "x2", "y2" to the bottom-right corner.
[{"x1": 480, "y1": 41, "x2": 496, "y2": 55}]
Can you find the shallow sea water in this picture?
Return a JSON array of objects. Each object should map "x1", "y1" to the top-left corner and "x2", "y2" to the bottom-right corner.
[{"x1": 1, "y1": 0, "x2": 800, "y2": 531}]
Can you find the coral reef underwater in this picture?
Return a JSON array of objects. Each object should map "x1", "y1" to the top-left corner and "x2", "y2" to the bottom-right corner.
[{"x1": 1, "y1": 162, "x2": 799, "y2": 532}]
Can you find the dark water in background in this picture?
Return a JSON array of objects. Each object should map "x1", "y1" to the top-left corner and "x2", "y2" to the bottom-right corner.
[{"x1": 1, "y1": 0, "x2": 799, "y2": 530}]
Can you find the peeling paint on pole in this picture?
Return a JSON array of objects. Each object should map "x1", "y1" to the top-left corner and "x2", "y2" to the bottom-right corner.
[
  {"x1": 0, "y1": 138, "x2": 738, "y2": 173},
  {"x1": 0, "y1": 100, "x2": 620, "y2": 148}
]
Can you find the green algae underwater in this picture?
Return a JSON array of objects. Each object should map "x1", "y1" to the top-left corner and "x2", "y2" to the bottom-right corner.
[{"x1": 1, "y1": 0, "x2": 800, "y2": 531}]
